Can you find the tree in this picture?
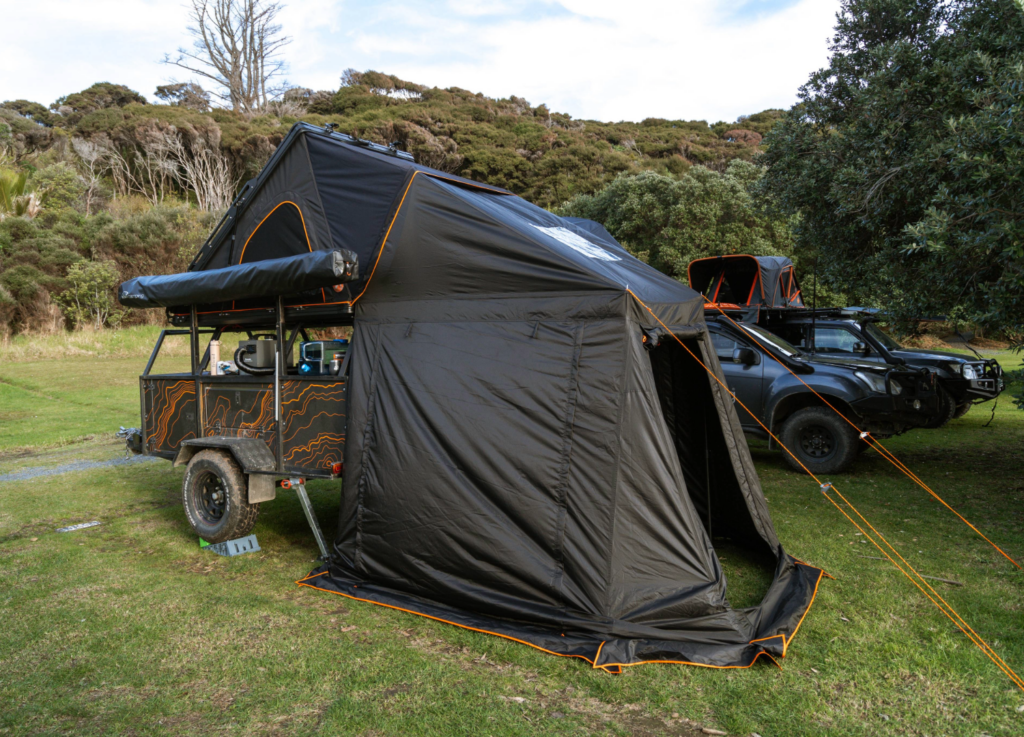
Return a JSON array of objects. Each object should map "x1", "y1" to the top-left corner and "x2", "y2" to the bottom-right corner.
[
  {"x1": 1, "y1": 100, "x2": 58, "y2": 127},
  {"x1": 155, "y1": 82, "x2": 211, "y2": 111},
  {"x1": 557, "y1": 161, "x2": 794, "y2": 279},
  {"x1": 50, "y1": 83, "x2": 147, "y2": 126},
  {"x1": 759, "y1": 0, "x2": 1024, "y2": 354},
  {"x1": 56, "y1": 260, "x2": 122, "y2": 329},
  {"x1": 158, "y1": 129, "x2": 238, "y2": 211},
  {"x1": 71, "y1": 138, "x2": 105, "y2": 215},
  {"x1": 164, "y1": 0, "x2": 291, "y2": 115},
  {"x1": 33, "y1": 163, "x2": 86, "y2": 212}
]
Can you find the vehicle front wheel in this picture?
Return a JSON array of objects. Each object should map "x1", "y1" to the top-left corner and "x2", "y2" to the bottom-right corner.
[
  {"x1": 922, "y1": 387, "x2": 957, "y2": 429},
  {"x1": 779, "y1": 407, "x2": 860, "y2": 475},
  {"x1": 182, "y1": 449, "x2": 260, "y2": 543},
  {"x1": 952, "y1": 401, "x2": 973, "y2": 420}
]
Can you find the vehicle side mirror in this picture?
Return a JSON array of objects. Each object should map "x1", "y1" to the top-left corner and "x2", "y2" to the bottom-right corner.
[
  {"x1": 853, "y1": 341, "x2": 868, "y2": 353},
  {"x1": 733, "y1": 347, "x2": 759, "y2": 365}
]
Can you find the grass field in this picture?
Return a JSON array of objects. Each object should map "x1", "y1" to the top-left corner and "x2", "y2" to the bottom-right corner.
[{"x1": 1, "y1": 327, "x2": 1022, "y2": 736}]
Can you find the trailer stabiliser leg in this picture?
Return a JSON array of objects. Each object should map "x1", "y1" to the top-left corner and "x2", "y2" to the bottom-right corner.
[{"x1": 288, "y1": 478, "x2": 331, "y2": 560}]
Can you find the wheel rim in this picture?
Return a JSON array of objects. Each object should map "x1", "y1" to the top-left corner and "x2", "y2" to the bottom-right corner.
[
  {"x1": 194, "y1": 470, "x2": 227, "y2": 525},
  {"x1": 799, "y1": 424, "x2": 837, "y2": 461}
]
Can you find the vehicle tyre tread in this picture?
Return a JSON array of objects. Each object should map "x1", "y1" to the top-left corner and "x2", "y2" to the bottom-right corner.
[
  {"x1": 922, "y1": 387, "x2": 956, "y2": 429},
  {"x1": 952, "y1": 401, "x2": 972, "y2": 420},
  {"x1": 779, "y1": 406, "x2": 860, "y2": 475}
]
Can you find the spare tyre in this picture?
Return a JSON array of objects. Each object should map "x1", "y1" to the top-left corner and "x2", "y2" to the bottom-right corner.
[{"x1": 779, "y1": 406, "x2": 860, "y2": 475}]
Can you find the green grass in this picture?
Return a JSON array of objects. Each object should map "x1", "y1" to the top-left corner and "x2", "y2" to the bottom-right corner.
[{"x1": 1, "y1": 332, "x2": 1022, "y2": 736}]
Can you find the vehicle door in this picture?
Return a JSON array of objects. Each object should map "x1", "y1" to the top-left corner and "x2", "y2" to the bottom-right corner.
[
  {"x1": 710, "y1": 329, "x2": 765, "y2": 426},
  {"x1": 810, "y1": 325, "x2": 885, "y2": 366}
]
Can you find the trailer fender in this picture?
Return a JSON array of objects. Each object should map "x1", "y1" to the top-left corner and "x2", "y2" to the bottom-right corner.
[{"x1": 174, "y1": 437, "x2": 278, "y2": 503}]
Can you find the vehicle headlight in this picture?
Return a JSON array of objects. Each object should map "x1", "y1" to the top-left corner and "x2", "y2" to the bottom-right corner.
[
  {"x1": 962, "y1": 364, "x2": 979, "y2": 380},
  {"x1": 855, "y1": 371, "x2": 888, "y2": 394},
  {"x1": 889, "y1": 379, "x2": 903, "y2": 396}
]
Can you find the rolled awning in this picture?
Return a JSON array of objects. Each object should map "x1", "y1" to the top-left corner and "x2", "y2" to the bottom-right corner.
[{"x1": 118, "y1": 249, "x2": 359, "y2": 309}]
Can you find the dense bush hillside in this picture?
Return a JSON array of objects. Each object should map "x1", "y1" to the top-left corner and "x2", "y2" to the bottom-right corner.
[
  {"x1": 3, "y1": 75, "x2": 780, "y2": 207},
  {"x1": 0, "y1": 74, "x2": 783, "y2": 336}
]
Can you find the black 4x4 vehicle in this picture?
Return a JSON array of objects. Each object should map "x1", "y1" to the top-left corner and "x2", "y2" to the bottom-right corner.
[
  {"x1": 706, "y1": 317, "x2": 941, "y2": 474},
  {"x1": 688, "y1": 255, "x2": 1004, "y2": 427},
  {"x1": 761, "y1": 309, "x2": 1004, "y2": 426}
]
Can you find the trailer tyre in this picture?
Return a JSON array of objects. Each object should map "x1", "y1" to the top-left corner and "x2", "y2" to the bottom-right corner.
[
  {"x1": 182, "y1": 449, "x2": 260, "y2": 544},
  {"x1": 779, "y1": 407, "x2": 860, "y2": 475}
]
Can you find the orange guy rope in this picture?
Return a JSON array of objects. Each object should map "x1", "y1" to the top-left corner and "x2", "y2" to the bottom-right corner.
[{"x1": 626, "y1": 289, "x2": 1024, "y2": 692}]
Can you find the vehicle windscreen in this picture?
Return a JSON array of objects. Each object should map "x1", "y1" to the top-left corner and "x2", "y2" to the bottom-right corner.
[
  {"x1": 738, "y1": 323, "x2": 802, "y2": 357},
  {"x1": 864, "y1": 322, "x2": 903, "y2": 351}
]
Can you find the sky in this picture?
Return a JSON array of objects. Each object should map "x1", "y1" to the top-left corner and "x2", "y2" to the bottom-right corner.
[{"x1": 0, "y1": 0, "x2": 840, "y2": 124}]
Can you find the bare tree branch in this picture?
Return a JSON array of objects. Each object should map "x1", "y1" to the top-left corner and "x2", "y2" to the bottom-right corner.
[
  {"x1": 164, "y1": 0, "x2": 290, "y2": 115},
  {"x1": 159, "y1": 130, "x2": 239, "y2": 211}
]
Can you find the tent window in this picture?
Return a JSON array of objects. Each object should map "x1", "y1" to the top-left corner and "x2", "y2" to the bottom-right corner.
[{"x1": 237, "y1": 202, "x2": 311, "y2": 264}]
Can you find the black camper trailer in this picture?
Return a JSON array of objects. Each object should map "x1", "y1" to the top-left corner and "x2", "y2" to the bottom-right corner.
[{"x1": 120, "y1": 122, "x2": 823, "y2": 672}]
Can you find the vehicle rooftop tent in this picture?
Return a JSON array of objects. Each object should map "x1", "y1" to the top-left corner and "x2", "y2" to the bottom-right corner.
[
  {"x1": 689, "y1": 254, "x2": 805, "y2": 313},
  {"x1": 128, "y1": 123, "x2": 823, "y2": 671}
]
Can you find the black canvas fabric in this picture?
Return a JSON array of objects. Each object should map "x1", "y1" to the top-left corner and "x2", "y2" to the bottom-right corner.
[
  {"x1": 313, "y1": 174, "x2": 821, "y2": 670},
  {"x1": 118, "y1": 249, "x2": 358, "y2": 309},
  {"x1": 149, "y1": 123, "x2": 823, "y2": 670}
]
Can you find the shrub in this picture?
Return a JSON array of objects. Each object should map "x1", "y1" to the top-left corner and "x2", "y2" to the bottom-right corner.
[{"x1": 55, "y1": 259, "x2": 122, "y2": 329}]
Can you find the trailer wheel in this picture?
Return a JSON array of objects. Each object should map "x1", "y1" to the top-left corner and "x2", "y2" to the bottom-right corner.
[
  {"x1": 182, "y1": 449, "x2": 260, "y2": 544},
  {"x1": 779, "y1": 407, "x2": 860, "y2": 475}
]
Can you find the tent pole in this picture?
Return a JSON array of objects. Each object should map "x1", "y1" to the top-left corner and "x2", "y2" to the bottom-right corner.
[
  {"x1": 275, "y1": 296, "x2": 285, "y2": 474},
  {"x1": 190, "y1": 306, "x2": 203, "y2": 439}
]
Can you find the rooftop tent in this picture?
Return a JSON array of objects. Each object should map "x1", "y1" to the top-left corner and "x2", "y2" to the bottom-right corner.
[
  {"x1": 689, "y1": 255, "x2": 805, "y2": 311},
  {"x1": 173, "y1": 123, "x2": 509, "y2": 324},
  {"x1": 176, "y1": 123, "x2": 824, "y2": 670}
]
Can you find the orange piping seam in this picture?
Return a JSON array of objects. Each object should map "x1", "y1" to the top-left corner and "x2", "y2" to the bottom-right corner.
[
  {"x1": 295, "y1": 576, "x2": 811, "y2": 673},
  {"x1": 339, "y1": 171, "x2": 421, "y2": 308},
  {"x1": 599, "y1": 649, "x2": 781, "y2": 672},
  {"x1": 196, "y1": 173, "x2": 511, "y2": 318},
  {"x1": 238, "y1": 201, "x2": 313, "y2": 264},
  {"x1": 779, "y1": 567, "x2": 826, "y2": 656},
  {"x1": 745, "y1": 566, "x2": 825, "y2": 657},
  {"x1": 790, "y1": 557, "x2": 835, "y2": 579},
  {"x1": 296, "y1": 578, "x2": 601, "y2": 667},
  {"x1": 295, "y1": 508, "x2": 824, "y2": 672},
  {"x1": 340, "y1": 171, "x2": 509, "y2": 309},
  {"x1": 235, "y1": 201, "x2": 324, "y2": 307}
]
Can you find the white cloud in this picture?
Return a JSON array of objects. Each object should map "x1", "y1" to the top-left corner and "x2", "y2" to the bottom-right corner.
[
  {"x1": 0, "y1": 0, "x2": 191, "y2": 104},
  {"x1": 0, "y1": 0, "x2": 839, "y2": 123}
]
